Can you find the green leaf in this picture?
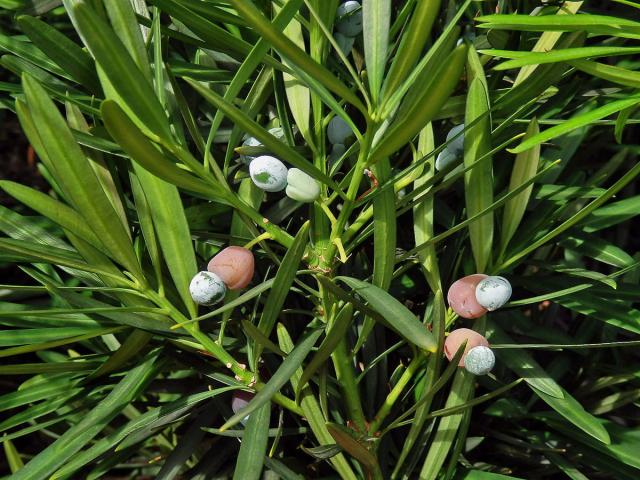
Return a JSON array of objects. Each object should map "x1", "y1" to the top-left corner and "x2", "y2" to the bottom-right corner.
[
  {"x1": 255, "y1": 221, "x2": 309, "y2": 348},
  {"x1": 0, "y1": 31, "x2": 69, "y2": 79},
  {"x1": 132, "y1": 163, "x2": 198, "y2": 318},
  {"x1": 149, "y1": 0, "x2": 276, "y2": 67},
  {"x1": 382, "y1": 0, "x2": 441, "y2": 98},
  {"x1": 3, "y1": 438, "x2": 24, "y2": 473},
  {"x1": 297, "y1": 303, "x2": 355, "y2": 400},
  {"x1": 0, "y1": 180, "x2": 104, "y2": 252},
  {"x1": 220, "y1": 328, "x2": 322, "y2": 431},
  {"x1": 487, "y1": 322, "x2": 564, "y2": 398},
  {"x1": 511, "y1": 95, "x2": 640, "y2": 154},
  {"x1": 362, "y1": 0, "x2": 390, "y2": 104},
  {"x1": 326, "y1": 422, "x2": 382, "y2": 479},
  {"x1": 101, "y1": 100, "x2": 214, "y2": 197},
  {"x1": 418, "y1": 369, "x2": 475, "y2": 480},
  {"x1": 0, "y1": 376, "x2": 78, "y2": 413},
  {"x1": 568, "y1": 58, "x2": 640, "y2": 88},
  {"x1": 232, "y1": 404, "x2": 270, "y2": 480},
  {"x1": 50, "y1": 387, "x2": 239, "y2": 479},
  {"x1": 73, "y1": 1, "x2": 172, "y2": 139},
  {"x1": 103, "y1": 0, "x2": 152, "y2": 81},
  {"x1": 501, "y1": 118, "x2": 540, "y2": 250},
  {"x1": 10, "y1": 350, "x2": 164, "y2": 480},
  {"x1": 476, "y1": 13, "x2": 640, "y2": 39},
  {"x1": 276, "y1": 324, "x2": 357, "y2": 480},
  {"x1": 0, "y1": 326, "x2": 107, "y2": 347},
  {"x1": 228, "y1": 0, "x2": 366, "y2": 115},
  {"x1": 0, "y1": 238, "x2": 118, "y2": 280},
  {"x1": 241, "y1": 320, "x2": 286, "y2": 357},
  {"x1": 531, "y1": 384, "x2": 610, "y2": 444},
  {"x1": 488, "y1": 46, "x2": 640, "y2": 70},
  {"x1": 274, "y1": 5, "x2": 311, "y2": 145},
  {"x1": 17, "y1": 15, "x2": 101, "y2": 93},
  {"x1": 335, "y1": 276, "x2": 437, "y2": 352},
  {"x1": 501, "y1": 155, "x2": 640, "y2": 269},
  {"x1": 464, "y1": 47, "x2": 493, "y2": 273},
  {"x1": 371, "y1": 43, "x2": 467, "y2": 163},
  {"x1": 20, "y1": 74, "x2": 142, "y2": 279},
  {"x1": 581, "y1": 195, "x2": 640, "y2": 232}
]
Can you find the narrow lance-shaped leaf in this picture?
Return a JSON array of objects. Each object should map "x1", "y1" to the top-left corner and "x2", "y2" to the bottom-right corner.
[
  {"x1": 73, "y1": 2, "x2": 172, "y2": 140},
  {"x1": 221, "y1": 328, "x2": 323, "y2": 431},
  {"x1": 382, "y1": 0, "x2": 441, "y2": 98},
  {"x1": 228, "y1": 0, "x2": 367, "y2": 115},
  {"x1": 0, "y1": 181, "x2": 104, "y2": 252},
  {"x1": 21, "y1": 74, "x2": 142, "y2": 279},
  {"x1": 371, "y1": 44, "x2": 467, "y2": 164},
  {"x1": 16, "y1": 15, "x2": 101, "y2": 93},
  {"x1": 363, "y1": 0, "x2": 390, "y2": 104},
  {"x1": 275, "y1": 4, "x2": 311, "y2": 145},
  {"x1": 277, "y1": 324, "x2": 358, "y2": 480},
  {"x1": 101, "y1": 100, "x2": 214, "y2": 197},
  {"x1": 413, "y1": 123, "x2": 440, "y2": 291},
  {"x1": 567, "y1": 58, "x2": 640, "y2": 89},
  {"x1": 501, "y1": 118, "x2": 540, "y2": 250},
  {"x1": 510, "y1": 95, "x2": 640, "y2": 154},
  {"x1": 476, "y1": 13, "x2": 640, "y2": 38},
  {"x1": 255, "y1": 221, "x2": 310, "y2": 360},
  {"x1": 487, "y1": 321, "x2": 564, "y2": 398},
  {"x1": 132, "y1": 163, "x2": 198, "y2": 318},
  {"x1": 297, "y1": 303, "x2": 356, "y2": 400},
  {"x1": 9, "y1": 350, "x2": 164, "y2": 480},
  {"x1": 464, "y1": 46, "x2": 493, "y2": 273},
  {"x1": 232, "y1": 404, "x2": 270, "y2": 480},
  {"x1": 335, "y1": 276, "x2": 437, "y2": 352}
]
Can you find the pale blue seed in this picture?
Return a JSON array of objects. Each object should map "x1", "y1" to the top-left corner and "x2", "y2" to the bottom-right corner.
[{"x1": 464, "y1": 346, "x2": 495, "y2": 375}]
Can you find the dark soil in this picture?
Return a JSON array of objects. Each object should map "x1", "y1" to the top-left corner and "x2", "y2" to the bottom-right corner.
[{"x1": 0, "y1": 112, "x2": 48, "y2": 206}]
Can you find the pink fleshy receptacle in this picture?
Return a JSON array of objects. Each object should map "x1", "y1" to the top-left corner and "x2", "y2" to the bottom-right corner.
[
  {"x1": 444, "y1": 328, "x2": 490, "y2": 366},
  {"x1": 207, "y1": 246, "x2": 255, "y2": 290},
  {"x1": 447, "y1": 274, "x2": 489, "y2": 319}
]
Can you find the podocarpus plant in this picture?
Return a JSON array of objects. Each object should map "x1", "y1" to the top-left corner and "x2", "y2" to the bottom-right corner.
[{"x1": 1, "y1": 0, "x2": 640, "y2": 478}]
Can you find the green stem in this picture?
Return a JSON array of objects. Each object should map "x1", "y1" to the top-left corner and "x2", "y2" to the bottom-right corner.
[
  {"x1": 332, "y1": 337, "x2": 367, "y2": 431},
  {"x1": 369, "y1": 355, "x2": 424, "y2": 433},
  {"x1": 144, "y1": 288, "x2": 304, "y2": 416},
  {"x1": 326, "y1": 126, "x2": 377, "y2": 265}
]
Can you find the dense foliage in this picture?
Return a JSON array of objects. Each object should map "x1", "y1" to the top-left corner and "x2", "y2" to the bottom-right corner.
[{"x1": 1, "y1": 0, "x2": 639, "y2": 478}]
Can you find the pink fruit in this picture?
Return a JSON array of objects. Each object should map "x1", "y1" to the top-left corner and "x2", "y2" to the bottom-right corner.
[
  {"x1": 231, "y1": 389, "x2": 254, "y2": 413},
  {"x1": 207, "y1": 247, "x2": 254, "y2": 290},
  {"x1": 447, "y1": 274, "x2": 489, "y2": 319},
  {"x1": 444, "y1": 328, "x2": 490, "y2": 366}
]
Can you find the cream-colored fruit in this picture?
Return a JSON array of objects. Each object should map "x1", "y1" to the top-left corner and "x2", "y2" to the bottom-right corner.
[{"x1": 285, "y1": 168, "x2": 320, "y2": 203}]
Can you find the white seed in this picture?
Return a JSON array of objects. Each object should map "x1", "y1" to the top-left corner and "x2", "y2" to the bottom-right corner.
[
  {"x1": 328, "y1": 115, "x2": 353, "y2": 145},
  {"x1": 286, "y1": 168, "x2": 320, "y2": 203},
  {"x1": 189, "y1": 271, "x2": 226, "y2": 306},
  {"x1": 445, "y1": 123, "x2": 465, "y2": 156},
  {"x1": 249, "y1": 155, "x2": 288, "y2": 192},
  {"x1": 336, "y1": 1, "x2": 363, "y2": 37},
  {"x1": 475, "y1": 276, "x2": 512, "y2": 311},
  {"x1": 464, "y1": 346, "x2": 495, "y2": 375},
  {"x1": 435, "y1": 149, "x2": 460, "y2": 172}
]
